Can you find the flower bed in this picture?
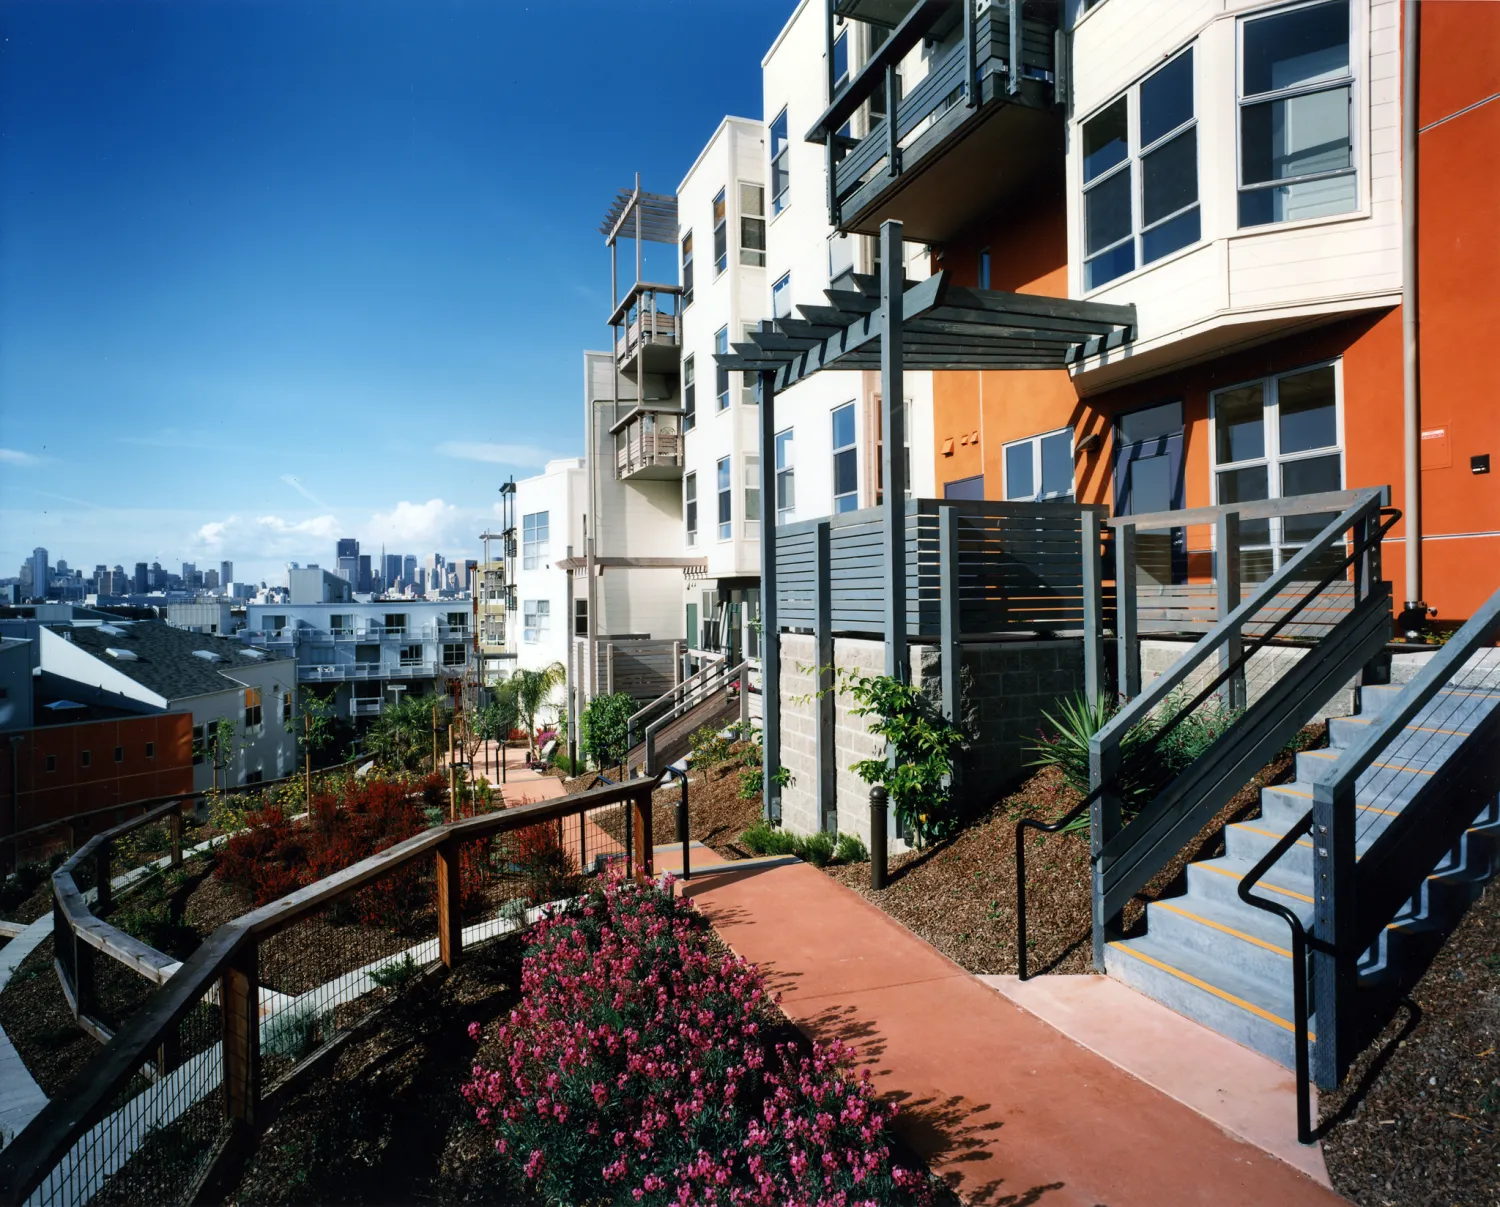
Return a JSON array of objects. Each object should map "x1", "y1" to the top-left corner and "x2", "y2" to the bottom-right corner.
[{"x1": 463, "y1": 878, "x2": 932, "y2": 1206}]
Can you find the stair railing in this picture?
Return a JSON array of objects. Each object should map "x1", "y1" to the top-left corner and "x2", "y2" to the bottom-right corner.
[
  {"x1": 626, "y1": 652, "x2": 728, "y2": 750},
  {"x1": 642, "y1": 659, "x2": 751, "y2": 776},
  {"x1": 1086, "y1": 488, "x2": 1396, "y2": 965}
]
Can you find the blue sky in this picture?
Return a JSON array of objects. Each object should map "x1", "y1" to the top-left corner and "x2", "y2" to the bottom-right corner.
[{"x1": 0, "y1": 0, "x2": 787, "y2": 584}]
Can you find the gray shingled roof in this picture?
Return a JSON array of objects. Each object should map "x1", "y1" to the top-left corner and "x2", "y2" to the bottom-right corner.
[{"x1": 58, "y1": 622, "x2": 294, "y2": 702}]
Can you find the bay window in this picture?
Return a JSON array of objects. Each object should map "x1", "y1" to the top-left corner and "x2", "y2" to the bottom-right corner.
[
  {"x1": 740, "y1": 184, "x2": 766, "y2": 267},
  {"x1": 770, "y1": 109, "x2": 790, "y2": 215},
  {"x1": 775, "y1": 429, "x2": 795, "y2": 525},
  {"x1": 832, "y1": 403, "x2": 858, "y2": 513},
  {"x1": 685, "y1": 472, "x2": 698, "y2": 547},
  {"x1": 717, "y1": 457, "x2": 732, "y2": 540},
  {"x1": 715, "y1": 328, "x2": 730, "y2": 410},
  {"x1": 713, "y1": 188, "x2": 727, "y2": 274}
]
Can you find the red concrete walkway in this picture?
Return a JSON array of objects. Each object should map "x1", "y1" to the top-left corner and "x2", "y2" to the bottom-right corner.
[{"x1": 684, "y1": 859, "x2": 1346, "y2": 1207}]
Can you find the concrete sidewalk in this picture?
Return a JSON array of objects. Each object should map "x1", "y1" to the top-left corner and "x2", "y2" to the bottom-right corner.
[{"x1": 684, "y1": 859, "x2": 1346, "y2": 1207}]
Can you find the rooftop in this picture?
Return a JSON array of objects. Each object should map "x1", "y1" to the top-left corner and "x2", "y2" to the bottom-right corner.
[{"x1": 56, "y1": 620, "x2": 293, "y2": 701}]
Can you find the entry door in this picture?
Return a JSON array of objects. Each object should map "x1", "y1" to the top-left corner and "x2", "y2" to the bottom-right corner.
[{"x1": 1113, "y1": 402, "x2": 1186, "y2": 585}]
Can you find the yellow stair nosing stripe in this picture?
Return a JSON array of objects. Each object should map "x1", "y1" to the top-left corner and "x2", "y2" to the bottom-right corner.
[
  {"x1": 1108, "y1": 942, "x2": 1314, "y2": 1040},
  {"x1": 1342, "y1": 717, "x2": 1474, "y2": 739},
  {"x1": 1152, "y1": 900, "x2": 1294, "y2": 958},
  {"x1": 1267, "y1": 785, "x2": 1401, "y2": 818},
  {"x1": 1233, "y1": 822, "x2": 1314, "y2": 851},
  {"x1": 1299, "y1": 748, "x2": 1435, "y2": 776},
  {"x1": 1198, "y1": 861, "x2": 1315, "y2": 904}
]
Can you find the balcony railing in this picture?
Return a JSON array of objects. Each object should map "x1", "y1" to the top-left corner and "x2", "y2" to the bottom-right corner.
[
  {"x1": 609, "y1": 282, "x2": 683, "y2": 377},
  {"x1": 612, "y1": 406, "x2": 684, "y2": 482},
  {"x1": 350, "y1": 697, "x2": 383, "y2": 717},
  {"x1": 811, "y1": 0, "x2": 1062, "y2": 244}
]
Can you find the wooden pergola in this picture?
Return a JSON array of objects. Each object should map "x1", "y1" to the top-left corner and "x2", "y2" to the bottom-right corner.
[{"x1": 713, "y1": 219, "x2": 1135, "y2": 823}]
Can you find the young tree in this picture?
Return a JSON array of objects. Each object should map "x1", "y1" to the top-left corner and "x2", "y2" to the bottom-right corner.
[{"x1": 512, "y1": 663, "x2": 565, "y2": 756}]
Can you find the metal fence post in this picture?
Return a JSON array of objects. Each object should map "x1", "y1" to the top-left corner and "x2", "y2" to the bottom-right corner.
[
  {"x1": 221, "y1": 942, "x2": 260, "y2": 1131},
  {"x1": 1218, "y1": 511, "x2": 1245, "y2": 710},
  {"x1": 1081, "y1": 510, "x2": 1102, "y2": 702},
  {"x1": 1089, "y1": 736, "x2": 1123, "y2": 970},
  {"x1": 869, "y1": 786, "x2": 888, "y2": 891},
  {"x1": 1311, "y1": 777, "x2": 1357, "y2": 1088},
  {"x1": 169, "y1": 809, "x2": 184, "y2": 868},
  {"x1": 1116, "y1": 521, "x2": 1140, "y2": 699},
  {"x1": 436, "y1": 838, "x2": 463, "y2": 968}
]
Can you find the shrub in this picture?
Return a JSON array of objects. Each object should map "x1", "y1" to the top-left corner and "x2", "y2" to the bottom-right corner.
[
  {"x1": 688, "y1": 724, "x2": 733, "y2": 768},
  {"x1": 495, "y1": 823, "x2": 583, "y2": 906},
  {"x1": 848, "y1": 675, "x2": 966, "y2": 848},
  {"x1": 263, "y1": 1006, "x2": 333, "y2": 1063},
  {"x1": 0, "y1": 862, "x2": 48, "y2": 913},
  {"x1": 580, "y1": 692, "x2": 634, "y2": 770},
  {"x1": 369, "y1": 952, "x2": 419, "y2": 990},
  {"x1": 794, "y1": 830, "x2": 836, "y2": 868},
  {"x1": 835, "y1": 832, "x2": 869, "y2": 864},
  {"x1": 463, "y1": 878, "x2": 929, "y2": 1206}
]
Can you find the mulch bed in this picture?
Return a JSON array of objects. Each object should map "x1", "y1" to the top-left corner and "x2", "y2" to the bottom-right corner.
[
  {"x1": 1319, "y1": 883, "x2": 1500, "y2": 1207},
  {"x1": 823, "y1": 729, "x2": 1322, "y2": 977},
  {"x1": 0, "y1": 938, "x2": 126, "y2": 1097},
  {"x1": 3, "y1": 873, "x2": 56, "y2": 926}
]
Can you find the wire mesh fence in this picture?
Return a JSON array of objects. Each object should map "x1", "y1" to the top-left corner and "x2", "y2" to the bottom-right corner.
[{"x1": 26, "y1": 979, "x2": 226, "y2": 1207}]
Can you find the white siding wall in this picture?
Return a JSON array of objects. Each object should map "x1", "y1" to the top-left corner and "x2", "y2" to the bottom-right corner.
[
  {"x1": 1069, "y1": 0, "x2": 1402, "y2": 386},
  {"x1": 513, "y1": 458, "x2": 585, "y2": 676}
]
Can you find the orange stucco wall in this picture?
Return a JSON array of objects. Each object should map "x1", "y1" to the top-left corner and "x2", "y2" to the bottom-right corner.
[{"x1": 928, "y1": 9, "x2": 1499, "y2": 621}]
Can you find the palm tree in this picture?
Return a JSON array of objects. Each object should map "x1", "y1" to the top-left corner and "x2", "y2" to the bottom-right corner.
[
  {"x1": 512, "y1": 663, "x2": 565, "y2": 756},
  {"x1": 366, "y1": 693, "x2": 437, "y2": 773}
]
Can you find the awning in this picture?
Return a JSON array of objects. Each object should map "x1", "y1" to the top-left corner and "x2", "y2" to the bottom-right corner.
[{"x1": 714, "y1": 269, "x2": 1135, "y2": 390}]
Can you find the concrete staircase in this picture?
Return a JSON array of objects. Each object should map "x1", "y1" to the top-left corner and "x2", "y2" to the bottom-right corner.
[{"x1": 1105, "y1": 681, "x2": 1500, "y2": 1071}]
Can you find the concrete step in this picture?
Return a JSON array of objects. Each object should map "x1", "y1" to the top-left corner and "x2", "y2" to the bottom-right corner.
[
  {"x1": 1143, "y1": 893, "x2": 1307, "y2": 986},
  {"x1": 1184, "y1": 855, "x2": 1314, "y2": 917},
  {"x1": 1104, "y1": 932, "x2": 1312, "y2": 1070}
]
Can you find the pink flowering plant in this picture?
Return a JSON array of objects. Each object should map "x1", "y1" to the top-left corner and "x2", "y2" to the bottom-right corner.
[{"x1": 462, "y1": 876, "x2": 932, "y2": 1206}]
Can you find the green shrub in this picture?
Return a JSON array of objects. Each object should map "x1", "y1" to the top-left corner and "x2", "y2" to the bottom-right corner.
[
  {"x1": 834, "y1": 832, "x2": 868, "y2": 864},
  {"x1": 738, "y1": 766, "x2": 764, "y2": 799},
  {"x1": 369, "y1": 952, "x2": 419, "y2": 990},
  {"x1": 689, "y1": 724, "x2": 734, "y2": 768},
  {"x1": 580, "y1": 692, "x2": 634, "y2": 770},
  {"x1": 263, "y1": 1006, "x2": 333, "y2": 1062},
  {"x1": 738, "y1": 822, "x2": 797, "y2": 857},
  {"x1": 848, "y1": 674, "x2": 966, "y2": 848},
  {"x1": 794, "y1": 831, "x2": 835, "y2": 868}
]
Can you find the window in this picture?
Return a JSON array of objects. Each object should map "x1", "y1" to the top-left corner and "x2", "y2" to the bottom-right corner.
[
  {"x1": 399, "y1": 644, "x2": 423, "y2": 667},
  {"x1": 685, "y1": 472, "x2": 699, "y2": 547},
  {"x1": 329, "y1": 613, "x2": 351, "y2": 636},
  {"x1": 523, "y1": 600, "x2": 550, "y2": 644},
  {"x1": 1212, "y1": 362, "x2": 1342, "y2": 579},
  {"x1": 80, "y1": 750, "x2": 90, "y2": 768},
  {"x1": 772, "y1": 273, "x2": 792, "y2": 319},
  {"x1": 715, "y1": 328, "x2": 730, "y2": 410},
  {"x1": 717, "y1": 458, "x2": 732, "y2": 540},
  {"x1": 1238, "y1": 0, "x2": 1354, "y2": 227},
  {"x1": 383, "y1": 613, "x2": 408, "y2": 636},
  {"x1": 741, "y1": 323, "x2": 759, "y2": 405},
  {"x1": 681, "y1": 230, "x2": 694, "y2": 305},
  {"x1": 832, "y1": 403, "x2": 858, "y2": 513},
  {"x1": 114, "y1": 746, "x2": 124, "y2": 763},
  {"x1": 978, "y1": 248, "x2": 991, "y2": 290},
  {"x1": 522, "y1": 511, "x2": 549, "y2": 570},
  {"x1": 828, "y1": 230, "x2": 855, "y2": 287},
  {"x1": 1003, "y1": 429, "x2": 1075, "y2": 501},
  {"x1": 739, "y1": 183, "x2": 765, "y2": 267},
  {"x1": 46, "y1": 754, "x2": 56, "y2": 773},
  {"x1": 192, "y1": 724, "x2": 206, "y2": 766},
  {"x1": 442, "y1": 643, "x2": 466, "y2": 667},
  {"x1": 1082, "y1": 47, "x2": 1199, "y2": 291},
  {"x1": 712, "y1": 188, "x2": 727, "y2": 274},
  {"x1": 683, "y1": 356, "x2": 696, "y2": 431},
  {"x1": 573, "y1": 597, "x2": 588, "y2": 638},
  {"x1": 833, "y1": 29, "x2": 850, "y2": 93},
  {"x1": 245, "y1": 770, "x2": 263, "y2": 785},
  {"x1": 770, "y1": 108, "x2": 790, "y2": 214},
  {"x1": 775, "y1": 429, "x2": 795, "y2": 525},
  {"x1": 744, "y1": 455, "x2": 761, "y2": 537},
  {"x1": 282, "y1": 691, "x2": 293, "y2": 723},
  {"x1": 244, "y1": 688, "x2": 262, "y2": 729},
  {"x1": 265, "y1": 614, "x2": 287, "y2": 634}
]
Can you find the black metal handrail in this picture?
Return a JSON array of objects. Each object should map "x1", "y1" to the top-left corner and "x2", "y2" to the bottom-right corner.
[
  {"x1": 664, "y1": 765, "x2": 690, "y2": 881},
  {"x1": 1237, "y1": 813, "x2": 1318, "y2": 1145}
]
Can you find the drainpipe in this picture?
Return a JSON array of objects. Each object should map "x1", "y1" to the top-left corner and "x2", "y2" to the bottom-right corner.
[{"x1": 1400, "y1": 0, "x2": 1424, "y2": 632}]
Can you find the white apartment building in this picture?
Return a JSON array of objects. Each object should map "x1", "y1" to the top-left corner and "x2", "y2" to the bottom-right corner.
[
  {"x1": 676, "y1": 117, "x2": 769, "y2": 660},
  {"x1": 511, "y1": 456, "x2": 586, "y2": 683}
]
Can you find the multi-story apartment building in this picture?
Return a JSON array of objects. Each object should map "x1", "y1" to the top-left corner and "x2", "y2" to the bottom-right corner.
[
  {"x1": 242, "y1": 597, "x2": 474, "y2": 721},
  {"x1": 511, "y1": 457, "x2": 586, "y2": 682},
  {"x1": 808, "y1": 0, "x2": 1496, "y2": 625}
]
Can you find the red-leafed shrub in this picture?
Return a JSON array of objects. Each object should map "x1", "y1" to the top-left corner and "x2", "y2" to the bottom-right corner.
[
  {"x1": 463, "y1": 878, "x2": 931, "y2": 1206},
  {"x1": 497, "y1": 822, "x2": 583, "y2": 906}
]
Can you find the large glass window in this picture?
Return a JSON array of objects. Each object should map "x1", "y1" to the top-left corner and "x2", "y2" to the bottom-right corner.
[
  {"x1": 715, "y1": 328, "x2": 730, "y2": 410},
  {"x1": 712, "y1": 188, "x2": 728, "y2": 274},
  {"x1": 685, "y1": 472, "x2": 698, "y2": 547},
  {"x1": 522, "y1": 511, "x2": 549, "y2": 570},
  {"x1": 770, "y1": 108, "x2": 790, "y2": 214},
  {"x1": 1082, "y1": 47, "x2": 1199, "y2": 291},
  {"x1": 1238, "y1": 0, "x2": 1354, "y2": 227},
  {"x1": 739, "y1": 183, "x2": 766, "y2": 267},
  {"x1": 1212, "y1": 362, "x2": 1342, "y2": 579},
  {"x1": 741, "y1": 323, "x2": 759, "y2": 406},
  {"x1": 1003, "y1": 429, "x2": 1075, "y2": 501},
  {"x1": 775, "y1": 429, "x2": 795, "y2": 525},
  {"x1": 717, "y1": 457, "x2": 732, "y2": 540},
  {"x1": 683, "y1": 355, "x2": 696, "y2": 431},
  {"x1": 744, "y1": 455, "x2": 761, "y2": 538},
  {"x1": 681, "y1": 231, "x2": 694, "y2": 305},
  {"x1": 522, "y1": 600, "x2": 550, "y2": 644},
  {"x1": 832, "y1": 403, "x2": 858, "y2": 513}
]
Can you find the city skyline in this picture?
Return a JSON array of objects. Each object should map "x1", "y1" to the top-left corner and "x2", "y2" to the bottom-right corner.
[{"x1": 0, "y1": 1, "x2": 784, "y2": 583}]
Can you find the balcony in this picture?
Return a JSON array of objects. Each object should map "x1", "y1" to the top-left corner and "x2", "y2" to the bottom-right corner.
[
  {"x1": 350, "y1": 697, "x2": 383, "y2": 717},
  {"x1": 810, "y1": 0, "x2": 1063, "y2": 245},
  {"x1": 611, "y1": 405, "x2": 684, "y2": 482},
  {"x1": 609, "y1": 283, "x2": 683, "y2": 380}
]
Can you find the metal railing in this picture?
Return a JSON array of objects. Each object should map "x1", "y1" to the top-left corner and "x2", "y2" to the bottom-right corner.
[
  {"x1": 0, "y1": 777, "x2": 661, "y2": 1207},
  {"x1": 641, "y1": 659, "x2": 752, "y2": 776},
  {"x1": 1014, "y1": 489, "x2": 1396, "y2": 976},
  {"x1": 1240, "y1": 584, "x2": 1500, "y2": 1141}
]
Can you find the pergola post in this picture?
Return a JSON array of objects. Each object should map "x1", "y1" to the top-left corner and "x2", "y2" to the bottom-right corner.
[
  {"x1": 758, "y1": 364, "x2": 782, "y2": 824},
  {"x1": 880, "y1": 220, "x2": 907, "y2": 683}
]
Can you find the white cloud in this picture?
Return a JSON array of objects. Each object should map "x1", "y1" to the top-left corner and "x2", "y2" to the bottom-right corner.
[
  {"x1": 366, "y1": 499, "x2": 466, "y2": 549},
  {"x1": 191, "y1": 513, "x2": 341, "y2": 556},
  {"x1": 435, "y1": 441, "x2": 555, "y2": 467},
  {"x1": 0, "y1": 449, "x2": 42, "y2": 467}
]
